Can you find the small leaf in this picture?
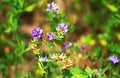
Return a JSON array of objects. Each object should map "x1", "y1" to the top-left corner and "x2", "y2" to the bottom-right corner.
[
  {"x1": 69, "y1": 66, "x2": 88, "y2": 77},
  {"x1": 69, "y1": 24, "x2": 77, "y2": 33},
  {"x1": 2, "y1": 0, "x2": 10, "y2": 2},
  {"x1": 4, "y1": 27, "x2": 11, "y2": 33},
  {"x1": 108, "y1": 43, "x2": 120, "y2": 54},
  {"x1": 106, "y1": 4, "x2": 118, "y2": 12},
  {"x1": 28, "y1": 72, "x2": 32, "y2": 78},
  {"x1": 85, "y1": 66, "x2": 92, "y2": 74},
  {"x1": 99, "y1": 65, "x2": 110, "y2": 75},
  {"x1": 24, "y1": 4, "x2": 36, "y2": 12},
  {"x1": 47, "y1": 41, "x2": 53, "y2": 48},
  {"x1": 18, "y1": 0, "x2": 24, "y2": 9},
  {"x1": 94, "y1": 46, "x2": 102, "y2": 59}
]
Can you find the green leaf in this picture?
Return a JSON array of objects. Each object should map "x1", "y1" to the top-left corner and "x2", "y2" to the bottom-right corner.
[
  {"x1": 108, "y1": 43, "x2": 120, "y2": 54},
  {"x1": 47, "y1": 41, "x2": 53, "y2": 48},
  {"x1": 24, "y1": 4, "x2": 36, "y2": 12},
  {"x1": 2, "y1": 0, "x2": 10, "y2": 2},
  {"x1": 99, "y1": 65, "x2": 110, "y2": 75},
  {"x1": 70, "y1": 66, "x2": 88, "y2": 78},
  {"x1": 63, "y1": 70, "x2": 72, "y2": 78},
  {"x1": 71, "y1": 75, "x2": 88, "y2": 78},
  {"x1": 69, "y1": 23, "x2": 77, "y2": 33},
  {"x1": 4, "y1": 27, "x2": 11, "y2": 33},
  {"x1": 94, "y1": 46, "x2": 102, "y2": 59},
  {"x1": 18, "y1": 0, "x2": 24, "y2": 9},
  {"x1": 28, "y1": 72, "x2": 32, "y2": 78},
  {"x1": 106, "y1": 4, "x2": 118, "y2": 12},
  {"x1": 85, "y1": 66, "x2": 92, "y2": 74},
  {"x1": 31, "y1": 41, "x2": 41, "y2": 45}
]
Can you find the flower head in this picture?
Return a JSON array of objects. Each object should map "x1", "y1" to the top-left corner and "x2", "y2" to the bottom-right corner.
[
  {"x1": 109, "y1": 55, "x2": 119, "y2": 64},
  {"x1": 56, "y1": 23, "x2": 69, "y2": 38},
  {"x1": 64, "y1": 42, "x2": 72, "y2": 49},
  {"x1": 81, "y1": 44, "x2": 87, "y2": 50},
  {"x1": 47, "y1": 32, "x2": 57, "y2": 40},
  {"x1": 31, "y1": 28, "x2": 43, "y2": 39},
  {"x1": 39, "y1": 56, "x2": 48, "y2": 62},
  {"x1": 46, "y1": 2, "x2": 59, "y2": 13},
  {"x1": 56, "y1": 23, "x2": 69, "y2": 34},
  {"x1": 44, "y1": 56, "x2": 48, "y2": 62}
]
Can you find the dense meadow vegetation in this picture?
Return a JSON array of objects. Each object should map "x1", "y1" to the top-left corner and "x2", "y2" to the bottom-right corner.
[{"x1": 0, "y1": 0, "x2": 120, "y2": 78}]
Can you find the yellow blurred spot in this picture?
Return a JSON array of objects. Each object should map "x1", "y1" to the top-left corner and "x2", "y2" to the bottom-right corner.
[
  {"x1": 24, "y1": 4, "x2": 36, "y2": 12},
  {"x1": 35, "y1": 69, "x2": 45, "y2": 76},
  {"x1": 116, "y1": 33, "x2": 120, "y2": 40},
  {"x1": 81, "y1": 36, "x2": 86, "y2": 43},
  {"x1": 59, "y1": 8, "x2": 64, "y2": 13},
  {"x1": 90, "y1": 39, "x2": 96, "y2": 46},
  {"x1": 100, "y1": 39, "x2": 107, "y2": 46},
  {"x1": 69, "y1": 13, "x2": 77, "y2": 24},
  {"x1": 78, "y1": 53, "x2": 82, "y2": 58},
  {"x1": 43, "y1": 24, "x2": 50, "y2": 32},
  {"x1": 80, "y1": 35, "x2": 96, "y2": 46},
  {"x1": 37, "y1": 0, "x2": 46, "y2": 7}
]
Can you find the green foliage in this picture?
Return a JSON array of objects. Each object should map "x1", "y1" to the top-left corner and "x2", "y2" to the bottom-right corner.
[
  {"x1": 108, "y1": 43, "x2": 120, "y2": 54},
  {"x1": 25, "y1": 3, "x2": 36, "y2": 12},
  {"x1": 93, "y1": 46, "x2": 102, "y2": 60},
  {"x1": 70, "y1": 66, "x2": 88, "y2": 78}
]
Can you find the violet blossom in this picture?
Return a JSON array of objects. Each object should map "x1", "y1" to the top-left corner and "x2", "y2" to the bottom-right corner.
[
  {"x1": 81, "y1": 44, "x2": 87, "y2": 50},
  {"x1": 64, "y1": 42, "x2": 72, "y2": 49},
  {"x1": 56, "y1": 23, "x2": 69, "y2": 38},
  {"x1": 46, "y1": 2, "x2": 59, "y2": 13},
  {"x1": 31, "y1": 28, "x2": 43, "y2": 39},
  {"x1": 47, "y1": 32, "x2": 57, "y2": 40},
  {"x1": 109, "y1": 55, "x2": 119, "y2": 64}
]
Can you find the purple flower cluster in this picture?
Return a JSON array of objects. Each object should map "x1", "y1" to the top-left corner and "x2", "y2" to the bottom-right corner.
[
  {"x1": 64, "y1": 42, "x2": 72, "y2": 49},
  {"x1": 31, "y1": 23, "x2": 69, "y2": 40},
  {"x1": 109, "y1": 55, "x2": 119, "y2": 64},
  {"x1": 46, "y1": 2, "x2": 59, "y2": 13},
  {"x1": 56, "y1": 23, "x2": 69, "y2": 34},
  {"x1": 31, "y1": 28, "x2": 43, "y2": 39},
  {"x1": 47, "y1": 32, "x2": 57, "y2": 40}
]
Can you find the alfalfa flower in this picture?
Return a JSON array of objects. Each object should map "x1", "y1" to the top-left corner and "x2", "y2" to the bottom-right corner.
[
  {"x1": 109, "y1": 55, "x2": 119, "y2": 64},
  {"x1": 64, "y1": 42, "x2": 72, "y2": 49},
  {"x1": 81, "y1": 44, "x2": 87, "y2": 50},
  {"x1": 31, "y1": 39, "x2": 40, "y2": 54},
  {"x1": 31, "y1": 28, "x2": 43, "y2": 39},
  {"x1": 39, "y1": 56, "x2": 48, "y2": 62},
  {"x1": 61, "y1": 58, "x2": 73, "y2": 70},
  {"x1": 47, "y1": 32, "x2": 57, "y2": 40},
  {"x1": 46, "y1": 2, "x2": 59, "y2": 13},
  {"x1": 56, "y1": 23, "x2": 69, "y2": 38}
]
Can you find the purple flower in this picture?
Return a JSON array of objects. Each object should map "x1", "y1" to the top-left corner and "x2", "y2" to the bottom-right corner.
[
  {"x1": 44, "y1": 56, "x2": 48, "y2": 62},
  {"x1": 31, "y1": 28, "x2": 43, "y2": 39},
  {"x1": 47, "y1": 32, "x2": 57, "y2": 40},
  {"x1": 46, "y1": 2, "x2": 59, "y2": 13},
  {"x1": 64, "y1": 42, "x2": 72, "y2": 49},
  {"x1": 81, "y1": 45, "x2": 87, "y2": 50},
  {"x1": 109, "y1": 55, "x2": 119, "y2": 64},
  {"x1": 56, "y1": 23, "x2": 69, "y2": 34},
  {"x1": 56, "y1": 23, "x2": 69, "y2": 38}
]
